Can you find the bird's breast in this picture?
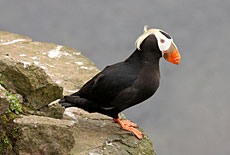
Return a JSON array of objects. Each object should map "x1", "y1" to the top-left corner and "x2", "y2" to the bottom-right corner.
[{"x1": 133, "y1": 65, "x2": 160, "y2": 101}]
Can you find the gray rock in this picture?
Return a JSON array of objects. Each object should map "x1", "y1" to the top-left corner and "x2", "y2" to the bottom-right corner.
[
  {"x1": 0, "y1": 58, "x2": 63, "y2": 110},
  {"x1": 14, "y1": 115, "x2": 75, "y2": 155},
  {"x1": 65, "y1": 108, "x2": 156, "y2": 155}
]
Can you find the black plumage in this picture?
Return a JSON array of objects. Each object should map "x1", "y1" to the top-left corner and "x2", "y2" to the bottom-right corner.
[
  {"x1": 59, "y1": 27, "x2": 180, "y2": 139},
  {"x1": 60, "y1": 34, "x2": 161, "y2": 119}
]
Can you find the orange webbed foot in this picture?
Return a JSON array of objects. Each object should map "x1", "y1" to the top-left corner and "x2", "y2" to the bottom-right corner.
[
  {"x1": 120, "y1": 120, "x2": 138, "y2": 127},
  {"x1": 113, "y1": 118, "x2": 142, "y2": 140},
  {"x1": 113, "y1": 118, "x2": 137, "y2": 127}
]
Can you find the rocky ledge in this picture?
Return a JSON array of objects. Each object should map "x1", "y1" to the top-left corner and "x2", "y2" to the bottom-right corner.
[{"x1": 0, "y1": 31, "x2": 156, "y2": 155}]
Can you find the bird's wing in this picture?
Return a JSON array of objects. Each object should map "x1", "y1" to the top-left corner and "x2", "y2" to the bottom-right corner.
[{"x1": 77, "y1": 62, "x2": 140, "y2": 106}]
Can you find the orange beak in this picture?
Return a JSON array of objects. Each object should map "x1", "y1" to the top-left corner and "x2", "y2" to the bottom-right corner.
[{"x1": 163, "y1": 42, "x2": 181, "y2": 65}]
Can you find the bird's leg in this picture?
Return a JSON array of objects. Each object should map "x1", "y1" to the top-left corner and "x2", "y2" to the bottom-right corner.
[{"x1": 113, "y1": 118, "x2": 142, "y2": 140}]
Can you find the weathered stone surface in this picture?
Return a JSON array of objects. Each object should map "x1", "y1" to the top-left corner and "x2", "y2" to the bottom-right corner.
[
  {"x1": 0, "y1": 31, "x2": 31, "y2": 45},
  {"x1": 14, "y1": 115, "x2": 75, "y2": 155},
  {"x1": 35, "y1": 100, "x2": 65, "y2": 119},
  {"x1": 0, "y1": 58, "x2": 63, "y2": 109},
  {"x1": 0, "y1": 85, "x2": 9, "y2": 115},
  {"x1": 0, "y1": 30, "x2": 99, "y2": 96},
  {"x1": 63, "y1": 108, "x2": 156, "y2": 155}
]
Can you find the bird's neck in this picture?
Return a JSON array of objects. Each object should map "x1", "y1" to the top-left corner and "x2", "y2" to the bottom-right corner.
[{"x1": 125, "y1": 49, "x2": 161, "y2": 66}]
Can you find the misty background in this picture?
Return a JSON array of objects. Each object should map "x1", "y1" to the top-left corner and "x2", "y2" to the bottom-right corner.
[{"x1": 1, "y1": 0, "x2": 230, "y2": 154}]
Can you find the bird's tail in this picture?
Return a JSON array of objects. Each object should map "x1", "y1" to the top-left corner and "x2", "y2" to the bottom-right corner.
[
  {"x1": 59, "y1": 98, "x2": 75, "y2": 108},
  {"x1": 59, "y1": 95, "x2": 93, "y2": 109}
]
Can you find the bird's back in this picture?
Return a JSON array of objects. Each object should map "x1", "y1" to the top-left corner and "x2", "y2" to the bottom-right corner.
[
  {"x1": 73, "y1": 50, "x2": 161, "y2": 113},
  {"x1": 77, "y1": 61, "x2": 142, "y2": 105}
]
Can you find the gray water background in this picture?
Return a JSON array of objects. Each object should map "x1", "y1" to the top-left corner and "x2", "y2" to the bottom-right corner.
[{"x1": 1, "y1": 1, "x2": 230, "y2": 154}]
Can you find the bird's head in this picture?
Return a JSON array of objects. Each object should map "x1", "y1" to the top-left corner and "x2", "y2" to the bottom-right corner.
[{"x1": 136, "y1": 26, "x2": 181, "y2": 65}]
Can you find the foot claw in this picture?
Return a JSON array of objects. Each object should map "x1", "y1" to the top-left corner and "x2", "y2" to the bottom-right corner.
[
  {"x1": 113, "y1": 119, "x2": 137, "y2": 127},
  {"x1": 122, "y1": 125, "x2": 143, "y2": 139},
  {"x1": 113, "y1": 118, "x2": 142, "y2": 140},
  {"x1": 121, "y1": 120, "x2": 137, "y2": 127}
]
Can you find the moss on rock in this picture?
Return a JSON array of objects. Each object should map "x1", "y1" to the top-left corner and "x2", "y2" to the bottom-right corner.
[
  {"x1": 0, "y1": 85, "x2": 10, "y2": 115},
  {"x1": 0, "y1": 112, "x2": 19, "y2": 155}
]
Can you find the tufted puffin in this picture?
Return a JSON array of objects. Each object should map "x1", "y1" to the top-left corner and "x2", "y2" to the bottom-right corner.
[{"x1": 59, "y1": 26, "x2": 181, "y2": 139}]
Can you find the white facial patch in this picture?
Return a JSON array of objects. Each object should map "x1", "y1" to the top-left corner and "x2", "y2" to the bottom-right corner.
[
  {"x1": 136, "y1": 26, "x2": 173, "y2": 55},
  {"x1": 154, "y1": 31, "x2": 172, "y2": 55}
]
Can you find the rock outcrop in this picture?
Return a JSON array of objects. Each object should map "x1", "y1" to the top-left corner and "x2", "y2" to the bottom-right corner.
[
  {"x1": 0, "y1": 85, "x2": 9, "y2": 115},
  {"x1": 0, "y1": 31, "x2": 156, "y2": 155},
  {"x1": 14, "y1": 115, "x2": 75, "y2": 155},
  {"x1": 0, "y1": 58, "x2": 63, "y2": 110}
]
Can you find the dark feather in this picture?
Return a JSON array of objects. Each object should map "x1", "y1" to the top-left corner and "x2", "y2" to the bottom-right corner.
[{"x1": 59, "y1": 34, "x2": 161, "y2": 118}]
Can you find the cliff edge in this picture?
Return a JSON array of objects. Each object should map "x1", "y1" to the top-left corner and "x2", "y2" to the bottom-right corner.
[{"x1": 0, "y1": 31, "x2": 156, "y2": 155}]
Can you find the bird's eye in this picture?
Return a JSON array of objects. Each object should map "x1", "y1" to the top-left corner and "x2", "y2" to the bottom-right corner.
[{"x1": 160, "y1": 39, "x2": 165, "y2": 43}]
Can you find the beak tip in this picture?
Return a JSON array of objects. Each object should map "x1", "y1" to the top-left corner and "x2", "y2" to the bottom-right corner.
[
  {"x1": 175, "y1": 61, "x2": 180, "y2": 65},
  {"x1": 163, "y1": 48, "x2": 181, "y2": 66}
]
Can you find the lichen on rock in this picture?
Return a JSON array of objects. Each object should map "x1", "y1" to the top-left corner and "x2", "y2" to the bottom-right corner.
[{"x1": 0, "y1": 112, "x2": 19, "y2": 154}]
